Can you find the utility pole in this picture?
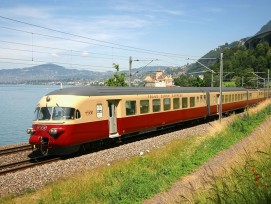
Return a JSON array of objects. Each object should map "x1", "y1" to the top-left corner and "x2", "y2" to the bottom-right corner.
[
  {"x1": 129, "y1": 56, "x2": 132, "y2": 87},
  {"x1": 219, "y1": 53, "x2": 223, "y2": 124}
]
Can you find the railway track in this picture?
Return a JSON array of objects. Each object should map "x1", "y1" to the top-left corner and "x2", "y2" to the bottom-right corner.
[
  {"x1": 0, "y1": 144, "x2": 32, "y2": 156},
  {"x1": 0, "y1": 156, "x2": 61, "y2": 176}
]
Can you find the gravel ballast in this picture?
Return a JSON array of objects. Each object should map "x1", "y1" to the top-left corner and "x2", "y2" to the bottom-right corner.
[{"x1": 0, "y1": 122, "x2": 211, "y2": 196}]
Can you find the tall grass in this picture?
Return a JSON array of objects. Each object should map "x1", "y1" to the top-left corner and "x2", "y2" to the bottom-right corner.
[
  {"x1": 2, "y1": 104, "x2": 271, "y2": 204},
  {"x1": 196, "y1": 148, "x2": 271, "y2": 204}
]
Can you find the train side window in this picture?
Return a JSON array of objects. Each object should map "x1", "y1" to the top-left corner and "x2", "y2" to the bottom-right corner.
[
  {"x1": 140, "y1": 100, "x2": 149, "y2": 114},
  {"x1": 126, "y1": 100, "x2": 137, "y2": 116},
  {"x1": 182, "y1": 97, "x2": 188, "y2": 109},
  {"x1": 190, "y1": 97, "x2": 195, "y2": 107},
  {"x1": 222, "y1": 95, "x2": 224, "y2": 103},
  {"x1": 249, "y1": 93, "x2": 252, "y2": 99},
  {"x1": 238, "y1": 94, "x2": 241, "y2": 101},
  {"x1": 152, "y1": 99, "x2": 161, "y2": 112},
  {"x1": 76, "y1": 109, "x2": 81, "y2": 119},
  {"x1": 200, "y1": 95, "x2": 203, "y2": 103},
  {"x1": 235, "y1": 94, "x2": 237, "y2": 101},
  {"x1": 197, "y1": 96, "x2": 200, "y2": 103},
  {"x1": 229, "y1": 95, "x2": 231, "y2": 102},
  {"x1": 173, "y1": 98, "x2": 180, "y2": 109},
  {"x1": 232, "y1": 94, "x2": 234, "y2": 102},
  {"x1": 225, "y1": 95, "x2": 228, "y2": 103},
  {"x1": 163, "y1": 98, "x2": 171, "y2": 111}
]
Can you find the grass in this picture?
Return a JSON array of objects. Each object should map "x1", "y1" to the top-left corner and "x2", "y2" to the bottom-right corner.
[
  {"x1": 195, "y1": 146, "x2": 271, "y2": 203},
  {"x1": 1, "y1": 101, "x2": 271, "y2": 204}
]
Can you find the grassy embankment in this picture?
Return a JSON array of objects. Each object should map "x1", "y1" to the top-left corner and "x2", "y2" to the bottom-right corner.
[
  {"x1": 194, "y1": 104, "x2": 271, "y2": 203},
  {"x1": 1, "y1": 100, "x2": 271, "y2": 204}
]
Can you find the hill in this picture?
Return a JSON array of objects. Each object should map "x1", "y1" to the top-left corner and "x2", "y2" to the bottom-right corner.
[
  {"x1": 187, "y1": 19, "x2": 271, "y2": 74},
  {"x1": 0, "y1": 63, "x2": 169, "y2": 84},
  {"x1": 0, "y1": 64, "x2": 113, "y2": 83},
  {"x1": 187, "y1": 40, "x2": 246, "y2": 74}
]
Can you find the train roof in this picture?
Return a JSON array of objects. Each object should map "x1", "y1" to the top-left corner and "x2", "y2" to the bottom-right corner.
[{"x1": 47, "y1": 86, "x2": 248, "y2": 97}]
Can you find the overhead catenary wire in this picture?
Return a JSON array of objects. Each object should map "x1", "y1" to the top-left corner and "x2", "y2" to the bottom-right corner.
[
  {"x1": 0, "y1": 15, "x2": 200, "y2": 58},
  {"x1": 0, "y1": 15, "x2": 206, "y2": 71}
]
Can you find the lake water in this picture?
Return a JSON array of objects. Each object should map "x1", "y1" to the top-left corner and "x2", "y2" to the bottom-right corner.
[{"x1": 0, "y1": 84, "x2": 64, "y2": 146}]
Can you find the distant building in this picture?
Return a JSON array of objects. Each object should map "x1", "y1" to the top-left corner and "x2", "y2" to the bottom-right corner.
[{"x1": 144, "y1": 69, "x2": 174, "y2": 87}]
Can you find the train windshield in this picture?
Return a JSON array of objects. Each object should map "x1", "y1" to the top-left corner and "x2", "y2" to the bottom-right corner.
[{"x1": 34, "y1": 107, "x2": 76, "y2": 121}]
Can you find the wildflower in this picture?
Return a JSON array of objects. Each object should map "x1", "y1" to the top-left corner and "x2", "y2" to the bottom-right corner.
[
  {"x1": 263, "y1": 183, "x2": 269, "y2": 189},
  {"x1": 254, "y1": 174, "x2": 261, "y2": 181}
]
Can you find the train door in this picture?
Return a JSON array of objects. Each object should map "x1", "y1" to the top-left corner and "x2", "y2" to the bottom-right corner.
[{"x1": 108, "y1": 100, "x2": 120, "y2": 138}]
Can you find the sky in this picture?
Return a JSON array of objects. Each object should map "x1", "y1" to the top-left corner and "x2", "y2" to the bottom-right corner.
[{"x1": 0, "y1": 0, "x2": 270, "y2": 72}]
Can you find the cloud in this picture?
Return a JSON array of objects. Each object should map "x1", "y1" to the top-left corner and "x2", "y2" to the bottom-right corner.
[
  {"x1": 81, "y1": 51, "x2": 89, "y2": 57},
  {"x1": 50, "y1": 53, "x2": 58, "y2": 57}
]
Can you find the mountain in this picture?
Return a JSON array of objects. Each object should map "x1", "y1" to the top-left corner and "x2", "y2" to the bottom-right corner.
[
  {"x1": 187, "y1": 40, "x2": 246, "y2": 74},
  {"x1": 0, "y1": 63, "x2": 168, "y2": 84},
  {"x1": 0, "y1": 64, "x2": 113, "y2": 83},
  {"x1": 256, "y1": 20, "x2": 271, "y2": 34},
  {"x1": 187, "y1": 20, "x2": 271, "y2": 74}
]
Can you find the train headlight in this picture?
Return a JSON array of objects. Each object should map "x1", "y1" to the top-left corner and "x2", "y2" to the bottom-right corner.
[
  {"x1": 26, "y1": 128, "x2": 35, "y2": 134},
  {"x1": 49, "y1": 128, "x2": 64, "y2": 137},
  {"x1": 49, "y1": 128, "x2": 58, "y2": 135}
]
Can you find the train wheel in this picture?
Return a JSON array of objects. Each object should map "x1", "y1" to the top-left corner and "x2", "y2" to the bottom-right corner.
[{"x1": 40, "y1": 144, "x2": 49, "y2": 156}]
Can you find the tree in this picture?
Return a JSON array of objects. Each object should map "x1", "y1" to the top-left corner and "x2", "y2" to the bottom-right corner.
[{"x1": 104, "y1": 64, "x2": 128, "y2": 87}]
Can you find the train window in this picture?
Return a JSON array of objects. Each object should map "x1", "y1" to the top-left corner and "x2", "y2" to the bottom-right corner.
[
  {"x1": 163, "y1": 98, "x2": 171, "y2": 111},
  {"x1": 204, "y1": 95, "x2": 206, "y2": 101},
  {"x1": 52, "y1": 107, "x2": 75, "y2": 120},
  {"x1": 249, "y1": 93, "x2": 252, "y2": 99},
  {"x1": 126, "y1": 101, "x2": 137, "y2": 116},
  {"x1": 232, "y1": 94, "x2": 234, "y2": 102},
  {"x1": 140, "y1": 100, "x2": 149, "y2": 114},
  {"x1": 33, "y1": 107, "x2": 40, "y2": 120},
  {"x1": 197, "y1": 96, "x2": 200, "y2": 103},
  {"x1": 37, "y1": 107, "x2": 52, "y2": 120},
  {"x1": 190, "y1": 97, "x2": 195, "y2": 107},
  {"x1": 238, "y1": 94, "x2": 241, "y2": 101},
  {"x1": 182, "y1": 97, "x2": 188, "y2": 108},
  {"x1": 200, "y1": 95, "x2": 203, "y2": 102},
  {"x1": 152, "y1": 99, "x2": 161, "y2": 112},
  {"x1": 222, "y1": 95, "x2": 224, "y2": 103},
  {"x1": 173, "y1": 98, "x2": 180, "y2": 109},
  {"x1": 76, "y1": 110, "x2": 81, "y2": 119},
  {"x1": 229, "y1": 95, "x2": 231, "y2": 102},
  {"x1": 225, "y1": 95, "x2": 228, "y2": 103},
  {"x1": 235, "y1": 94, "x2": 237, "y2": 101}
]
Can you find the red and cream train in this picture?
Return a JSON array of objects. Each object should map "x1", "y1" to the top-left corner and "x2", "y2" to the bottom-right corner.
[{"x1": 27, "y1": 86, "x2": 270, "y2": 155}]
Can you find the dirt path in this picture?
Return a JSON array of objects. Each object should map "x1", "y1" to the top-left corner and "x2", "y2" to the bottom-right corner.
[{"x1": 144, "y1": 115, "x2": 271, "y2": 204}]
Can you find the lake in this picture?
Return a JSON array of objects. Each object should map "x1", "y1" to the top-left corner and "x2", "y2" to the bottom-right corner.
[{"x1": 0, "y1": 84, "x2": 64, "y2": 146}]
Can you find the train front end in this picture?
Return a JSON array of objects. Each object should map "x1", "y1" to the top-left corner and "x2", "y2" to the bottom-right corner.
[{"x1": 27, "y1": 94, "x2": 81, "y2": 155}]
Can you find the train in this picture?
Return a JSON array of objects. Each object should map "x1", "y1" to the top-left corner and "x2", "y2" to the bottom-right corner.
[{"x1": 27, "y1": 86, "x2": 270, "y2": 155}]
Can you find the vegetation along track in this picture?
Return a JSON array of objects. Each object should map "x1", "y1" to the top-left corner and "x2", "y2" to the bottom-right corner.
[
  {"x1": 0, "y1": 156, "x2": 61, "y2": 176},
  {"x1": 0, "y1": 145, "x2": 32, "y2": 156}
]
